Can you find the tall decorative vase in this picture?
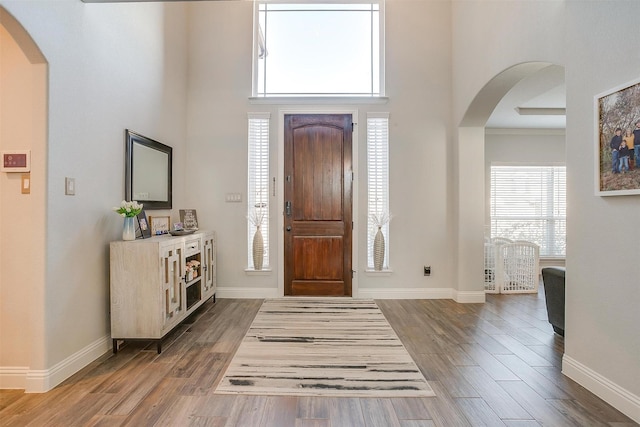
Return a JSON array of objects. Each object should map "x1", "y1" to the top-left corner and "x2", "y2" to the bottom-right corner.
[
  {"x1": 253, "y1": 225, "x2": 264, "y2": 270},
  {"x1": 373, "y1": 226, "x2": 385, "y2": 271},
  {"x1": 123, "y1": 216, "x2": 136, "y2": 241}
]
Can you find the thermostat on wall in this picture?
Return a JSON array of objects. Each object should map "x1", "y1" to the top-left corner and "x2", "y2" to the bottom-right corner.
[{"x1": 1, "y1": 150, "x2": 31, "y2": 172}]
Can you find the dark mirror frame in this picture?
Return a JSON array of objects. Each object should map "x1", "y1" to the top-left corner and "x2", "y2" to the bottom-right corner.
[{"x1": 125, "y1": 129, "x2": 173, "y2": 210}]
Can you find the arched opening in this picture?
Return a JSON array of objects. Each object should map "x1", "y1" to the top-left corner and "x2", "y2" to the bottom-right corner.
[
  {"x1": 456, "y1": 61, "x2": 566, "y2": 296},
  {"x1": 0, "y1": 7, "x2": 48, "y2": 390}
]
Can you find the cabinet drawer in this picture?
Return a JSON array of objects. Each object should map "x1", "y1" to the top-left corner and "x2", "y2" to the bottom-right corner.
[{"x1": 184, "y1": 238, "x2": 201, "y2": 256}]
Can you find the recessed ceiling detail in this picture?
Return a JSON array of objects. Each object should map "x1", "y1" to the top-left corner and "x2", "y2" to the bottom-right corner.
[{"x1": 515, "y1": 107, "x2": 566, "y2": 116}]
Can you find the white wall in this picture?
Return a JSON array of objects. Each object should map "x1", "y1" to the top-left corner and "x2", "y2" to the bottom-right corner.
[
  {"x1": 563, "y1": 1, "x2": 640, "y2": 420},
  {"x1": 453, "y1": 0, "x2": 639, "y2": 421},
  {"x1": 186, "y1": 0, "x2": 457, "y2": 299},
  {"x1": 0, "y1": 0, "x2": 188, "y2": 391},
  {"x1": 0, "y1": 0, "x2": 637, "y2": 420},
  {"x1": 0, "y1": 19, "x2": 46, "y2": 383}
]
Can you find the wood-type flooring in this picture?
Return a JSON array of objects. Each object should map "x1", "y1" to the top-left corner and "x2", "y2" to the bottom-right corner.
[{"x1": 1, "y1": 290, "x2": 637, "y2": 426}]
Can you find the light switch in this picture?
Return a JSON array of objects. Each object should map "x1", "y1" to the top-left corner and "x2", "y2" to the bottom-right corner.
[
  {"x1": 21, "y1": 173, "x2": 30, "y2": 194},
  {"x1": 225, "y1": 193, "x2": 242, "y2": 202},
  {"x1": 65, "y1": 177, "x2": 75, "y2": 195}
]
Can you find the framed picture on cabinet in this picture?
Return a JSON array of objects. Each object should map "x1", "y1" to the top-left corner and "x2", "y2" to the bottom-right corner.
[
  {"x1": 595, "y1": 76, "x2": 640, "y2": 196},
  {"x1": 136, "y1": 210, "x2": 152, "y2": 239},
  {"x1": 149, "y1": 215, "x2": 170, "y2": 235},
  {"x1": 179, "y1": 209, "x2": 198, "y2": 230}
]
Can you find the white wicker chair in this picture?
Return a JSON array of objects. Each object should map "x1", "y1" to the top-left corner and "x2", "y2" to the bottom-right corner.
[{"x1": 499, "y1": 241, "x2": 540, "y2": 293}]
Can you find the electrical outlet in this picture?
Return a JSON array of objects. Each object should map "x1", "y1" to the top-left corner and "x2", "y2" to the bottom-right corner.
[{"x1": 424, "y1": 266, "x2": 431, "y2": 276}]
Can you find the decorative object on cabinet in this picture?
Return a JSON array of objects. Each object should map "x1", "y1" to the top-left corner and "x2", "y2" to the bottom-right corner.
[
  {"x1": 113, "y1": 200, "x2": 144, "y2": 241},
  {"x1": 595, "y1": 77, "x2": 640, "y2": 196},
  {"x1": 169, "y1": 229, "x2": 196, "y2": 236},
  {"x1": 122, "y1": 217, "x2": 136, "y2": 241},
  {"x1": 136, "y1": 210, "x2": 151, "y2": 239},
  {"x1": 125, "y1": 130, "x2": 173, "y2": 209},
  {"x1": 110, "y1": 231, "x2": 216, "y2": 354},
  {"x1": 149, "y1": 215, "x2": 170, "y2": 235},
  {"x1": 179, "y1": 209, "x2": 199, "y2": 230}
]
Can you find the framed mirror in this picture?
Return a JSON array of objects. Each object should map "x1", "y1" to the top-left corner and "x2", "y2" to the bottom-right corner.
[{"x1": 125, "y1": 130, "x2": 172, "y2": 210}]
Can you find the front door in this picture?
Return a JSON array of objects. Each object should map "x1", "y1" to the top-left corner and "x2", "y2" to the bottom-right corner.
[{"x1": 284, "y1": 114, "x2": 353, "y2": 296}]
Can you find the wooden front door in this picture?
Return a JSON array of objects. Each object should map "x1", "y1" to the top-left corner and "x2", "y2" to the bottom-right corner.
[{"x1": 284, "y1": 114, "x2": 353, "y2": 296}]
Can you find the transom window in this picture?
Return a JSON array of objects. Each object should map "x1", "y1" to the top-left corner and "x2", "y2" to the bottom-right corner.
[{"x1": 254, "y1": 1, "x2": 383, "y2": 97}]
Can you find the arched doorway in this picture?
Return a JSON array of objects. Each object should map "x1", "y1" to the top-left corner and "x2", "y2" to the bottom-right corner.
[
  {"x1": 0, "y1": 7, "x2": 48, "y2": 390},
  {"x1": 455, "y1": 61, "x2": 565, "y2": 296}
]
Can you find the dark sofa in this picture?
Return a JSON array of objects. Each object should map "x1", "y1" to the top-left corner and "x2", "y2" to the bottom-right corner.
[{"x1": 541, "y1": 266, "x2": 565, "y2": 336}]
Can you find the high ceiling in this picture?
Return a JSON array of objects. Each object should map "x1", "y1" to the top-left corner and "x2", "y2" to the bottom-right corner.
[{"x1": 486, "y1": 64, "x2": 566, "y2": 130}]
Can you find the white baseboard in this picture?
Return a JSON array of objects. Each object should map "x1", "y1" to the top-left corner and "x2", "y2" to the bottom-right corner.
[
  {"x1": 216, "y1": 286, "x2": 280, "y2": 299},
  {"x1": 0, "y1": 366, "x2": 29, "y2": 389},
  {"x1": 452, "y1": 290, "x2": 486, "y2": 303},
  {"x1": 0, "y1": 335, "x2": 111, "y2": 393},
  {"x1": 217, "y1": 286, "x2": 484, "y2": 303},
  {"x1": 358, "y1": 287, "x2": 453, "y2": 299},
  {"x1": 562, "y1": 354, "x2": 640, "y2": 424}
]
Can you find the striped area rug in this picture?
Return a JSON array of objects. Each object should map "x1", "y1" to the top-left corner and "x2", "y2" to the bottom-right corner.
[{"x1": 214, "y1": 298, "x2": 435, "y2": 397}]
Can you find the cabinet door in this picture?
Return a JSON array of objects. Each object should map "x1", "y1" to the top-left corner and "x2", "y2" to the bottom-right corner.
[
  {"x1": 161, "y1": 243, "x2": 185, "y2": 329},
  {"x1": 203, "y1": 234, "x2": 216, "y2": 296}
]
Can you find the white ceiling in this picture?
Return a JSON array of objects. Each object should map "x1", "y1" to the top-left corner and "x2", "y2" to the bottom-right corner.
[{"x1": 486, "y1": 64, "x2": 566, "y2": 130}]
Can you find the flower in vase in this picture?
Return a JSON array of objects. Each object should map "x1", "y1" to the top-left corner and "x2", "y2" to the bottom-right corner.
[{"x1": 113, "y1": 200, "x2": 143, "y2": 218}]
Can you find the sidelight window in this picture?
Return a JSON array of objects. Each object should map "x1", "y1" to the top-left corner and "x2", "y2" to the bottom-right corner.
[
  {"x1": 247, "y1": 113, "x2": 270, "y2": 270},
  {"x1": 253, "y1": 1, "x2": 384, "y2": 97},
  {"x1": 367, "y1": 113, "x2": 390, "y2": 270}
]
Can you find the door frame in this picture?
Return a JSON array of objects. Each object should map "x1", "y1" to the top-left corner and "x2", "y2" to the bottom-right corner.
[{"x1": 277, "y1": 108, "x2": 359, "y2": 297}]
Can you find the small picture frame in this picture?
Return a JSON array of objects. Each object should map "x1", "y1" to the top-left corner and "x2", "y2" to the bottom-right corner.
[
  {"x1": 136, "y1": 210, "x2": 152, "y2": 239},
  {"x1": 149, "y1": 215, "x2": 170, "y2": 235},
  {"x1": 179, "y1": 209, "x2": 198, "y2": 230}
]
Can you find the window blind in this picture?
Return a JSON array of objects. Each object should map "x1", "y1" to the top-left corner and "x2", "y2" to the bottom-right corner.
[
  {"x1": 490, "y1": 165, "x2": 566, "y2": 257},
  {"x1": 367, "y1": 113, "x2": 390, "y2": 269},
  {"x1": 247, "y1": 113, "x2": 270, "y2": 269}
]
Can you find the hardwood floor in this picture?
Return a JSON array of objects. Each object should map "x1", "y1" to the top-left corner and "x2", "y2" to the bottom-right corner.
[{"x1": 1, "y1": 291, "x2": 637, "y2": 426}]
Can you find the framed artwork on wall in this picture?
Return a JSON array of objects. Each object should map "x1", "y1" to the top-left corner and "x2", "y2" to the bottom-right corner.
[
  {"x1": 149, "y1": 215, "x2": 170, "y2": 235},
  {"x1": 595, "y1": 77, "x2": 640, "y2": 196}
]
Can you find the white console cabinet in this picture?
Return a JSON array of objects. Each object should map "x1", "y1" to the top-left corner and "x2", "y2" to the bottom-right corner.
[{"x1": 109, "y1": 231, "x2": 216, "y2": 353}]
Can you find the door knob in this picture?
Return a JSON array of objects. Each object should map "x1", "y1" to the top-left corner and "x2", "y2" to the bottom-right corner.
[{"x1": 286, "y1": 226, "x2": 292, "y2": 232}]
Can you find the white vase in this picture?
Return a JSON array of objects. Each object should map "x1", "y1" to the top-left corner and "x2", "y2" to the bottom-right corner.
[
  {"x1": 123, "y1": 216, "x2": 135, "y2": 241},
  {"x1": 373, "y1": 226, "x2": 385, "y2": 271},
  {"x1": 253, "y1": 226, "x2": 264, "y2": 270}
]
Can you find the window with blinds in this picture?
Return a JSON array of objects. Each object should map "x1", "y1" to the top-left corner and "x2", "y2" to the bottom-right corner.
[
  {"x1": 247, "y1": 113, "x2": 270, "y2": 269},
  {"x1": 367, "y1": 113, "x2": 390, "y2": 269},
  {"x1": 490, "y1": 165, "x2": 566, "y2": 257}
]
